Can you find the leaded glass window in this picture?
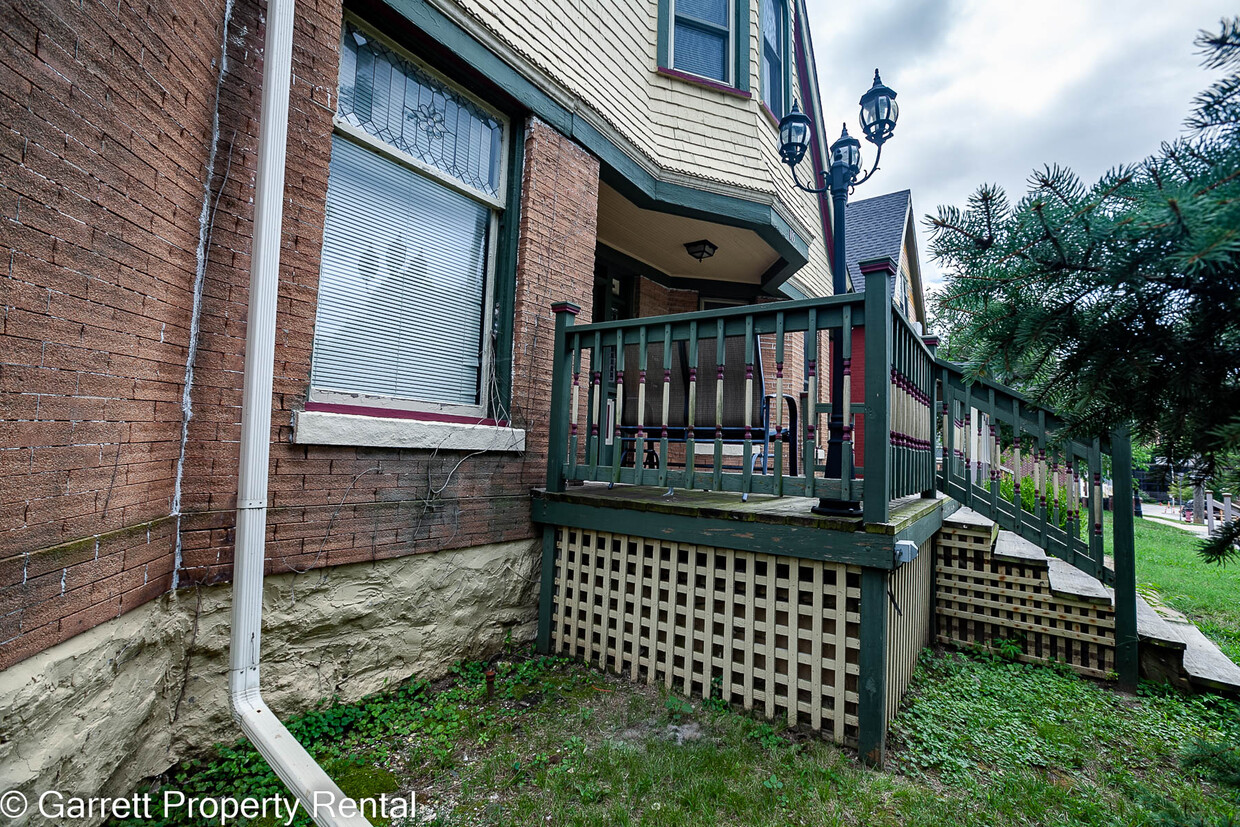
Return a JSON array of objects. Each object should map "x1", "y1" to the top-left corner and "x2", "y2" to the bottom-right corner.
[{"x1": 337, "y1": 22, "x2": 503, "y2": 199}]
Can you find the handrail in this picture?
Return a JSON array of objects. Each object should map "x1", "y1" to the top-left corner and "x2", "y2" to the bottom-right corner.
[{"x1": 935, "y1": 356, "x2": 1138, "y2": 687}]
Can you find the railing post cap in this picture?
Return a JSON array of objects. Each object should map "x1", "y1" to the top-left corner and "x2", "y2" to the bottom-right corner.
[
  {"x1": 923, "y1": 335, "x2": 940, "y2": 348},
  {"x1": 551, "y1": 301, "x2": 581, "y2": 316},
  {"x1": 858, "y1": 256, "x2": 898, "y2": 276}
]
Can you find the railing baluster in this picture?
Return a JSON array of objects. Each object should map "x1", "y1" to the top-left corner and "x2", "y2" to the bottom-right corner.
[
  {"x1": 714, "y1": 319, "x2": 725, "y2": 492},
  {"x1": 774, "y1": 311, "x2": 785, "y2": 496},
  {"x1": 588, "y1": 331, "x2": 602, "y2": 477},
  {"x1": 962, "y1": 385, "x2": 972, "y2": 507},
  {"x1": 1090, "y1": 438, "x2": 1104, "y2": 573},
  {"x1": 611, "y1": 329, "x2": 625, "y2": 486},
  {"x1": 686, "y1": 321, "x2": 698, "y2": 492},
  {"x1": 637, "y1": 326, "x2": 648, "y2": 488},
  {"x1": 569, "y1": 333, "x2": 582, "y2": 481},
  {"x1": 1011, "y1": 402, "x2": 1023, "y2": 533},
  {"x1": 659, "y1": 323, "x2": 672, "y2": 489},
  {"x1": 805, "y1": 310, "x2": 818, "y2": 497},
  {"x1": 989, "y1": 390, "x2": 999, "y2": 517},
  {"x1": 841, "y1": 306, "x2": 853, "y2": 500},
  {"x1": 742, "y1": 314, "x2": 755, "y2": 500}
]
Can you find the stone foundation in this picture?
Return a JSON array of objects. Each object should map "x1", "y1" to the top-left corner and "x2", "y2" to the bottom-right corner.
[{"x1": 0, "y1": 539, "x2": 539, "y2": 826}]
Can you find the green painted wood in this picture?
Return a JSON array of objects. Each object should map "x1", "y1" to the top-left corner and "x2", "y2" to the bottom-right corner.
[
  {"x1": 612, "y1": 330, "x2": 626, "y2": 486},
  {"x1": 803, "y1": 309, "x2": 817, "y2": 496},
  {"x1": 841, "y1": 303, "x2": 853, "y2": 501},
  {"x1": 659, "y1": 324, "x2": 672, "y2": 488},
  {"x1": 1111, "y1": 427, "x2": 1139, "y2": 690},
  {"x1": 858, "y1": 567, "x2": 888, "y2": 767},
  {"x1": 567, "y1": 293, "x2": 864, "y2": 338},
  {"x1": 687, "y1": 320, "x2": 699, "y2": 491},
  {"x1": 862, "y1": 259, "x2": 895, "y2": 523},
  {"x1": 546, "y1": 305, "x2": 579, "y2": 492},
  {"x1": 638, "y1": 325, "x2": 650, "y2": 488},
  {"x1": 492, "y1": 117, "x2": 525, "y2": 419},
  {"x1": 1089, "y1": 438, "x2": 1104, "y2": 572},
  {"x1": 536, "y1": 526, "x2": 558, "y2": 654},
  {"x1": 530, "y1": 495, "x2": 909, "y2": 567},
  {"x1": 587, "y1": 331, "x2": 602, "y2": 476},
  {"x1": 734, "y1": 0, "x2": 752, "y2": 93},
  {"x1": 774, "y1": 310, "x2": 785, "y2": 496},
  {"x1": 656, "y1": 0, "x2": 671, "y2": 69},
  {"x1": 714, "y1": 318, "x2": 725, "y2": 491},
  {"x1": 569, "y1": 334, "x2": 581, "y2": 480},
  {"x1": 743, "y1": 315, "x2": 755, "y2": 497}
]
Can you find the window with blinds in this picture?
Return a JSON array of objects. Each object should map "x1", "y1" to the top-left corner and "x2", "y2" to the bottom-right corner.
[
  {"x1": 761, "y1": 0, "x2": 786, "y2": 117},
  {"x1": 673, "y1": 0, "x2": 732, "y2": 83},
  {"x1": 311, "y1": 21, "x2": 507, "y2": 415}
]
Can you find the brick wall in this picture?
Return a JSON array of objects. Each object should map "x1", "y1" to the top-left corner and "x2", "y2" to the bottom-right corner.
[
  {"x1": 0, "y1": 0, "x2": 229, "y2": 669},
  {"x1": 0, "y1": 0, "x2": 602, "y2": 668}
]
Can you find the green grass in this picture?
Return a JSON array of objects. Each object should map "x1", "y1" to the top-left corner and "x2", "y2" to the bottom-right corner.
[
  {"x1": 110, "y1": 652, "x2": 1240, "y2": 827},
  {"x1": 1131, "y1": 515, "x2": 1240, "y2": 664}
]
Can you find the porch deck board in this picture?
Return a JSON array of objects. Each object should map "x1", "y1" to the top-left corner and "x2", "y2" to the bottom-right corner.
[{"x1": 539, "y1": 482, "x2": 946, "y2": 535}]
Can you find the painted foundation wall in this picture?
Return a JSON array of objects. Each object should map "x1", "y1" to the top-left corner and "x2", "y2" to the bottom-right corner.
[{"x1": 0, "y1": 539, "x2": 539, "y2": 827}]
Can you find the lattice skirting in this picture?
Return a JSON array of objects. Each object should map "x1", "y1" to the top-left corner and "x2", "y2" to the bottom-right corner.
[
  {"x1": 549, "y1": 528, "x2": 863, "y2": 745},
  {"x1": 935, "y1": 524, "x2": 1116, "y2": 678},
  {"x1": 886, "y1": 541, "x2": 933, "y2": 723}
]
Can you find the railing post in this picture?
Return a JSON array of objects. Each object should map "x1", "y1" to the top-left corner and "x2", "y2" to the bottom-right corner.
[
  {"x1": 923, "y1": 336, "x2": 940, "y2": 498},
  {"x1": 1111, "y1": 426, "x2": 1138, "y2": 691},
  {"x1": 861, "y1": 257, "x2": 896, "y2": 524},
  {"x1": 858, "y1": 567, "x2": 888, "y2": 767},
  {"x1": 545, "y1": 302, "x2": 580, "y2": 493}
]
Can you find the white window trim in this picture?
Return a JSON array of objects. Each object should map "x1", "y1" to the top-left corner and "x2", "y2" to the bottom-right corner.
[
  {"x1": 669, "y1": 0, "x2": 736, "y2": 86},
  {"x1": 312, "y1": 17, "x2": 510, "y2": 420},
  {"x1": 293, "y1": 410, "x2": 525, "y2": 452}
]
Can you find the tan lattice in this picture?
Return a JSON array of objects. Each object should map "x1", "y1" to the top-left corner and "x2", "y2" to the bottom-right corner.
[
  {"x1": 551, "y1": 528, "x2": 862, "y2": 745},
  {"x1": 935, "y1": 524, "x2": 1116, "y2": 678},
  {"x1": 886, "y1": 541, "x2": 933, "y2": 723}
]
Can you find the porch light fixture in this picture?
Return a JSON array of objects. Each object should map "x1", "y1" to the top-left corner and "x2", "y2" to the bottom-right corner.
[
  {"x1": 684, "y1": 239, "x2": 718, "y2": 262},
  {"x1": 776, "y1": 69, "x2": 901, "y2": 516}
]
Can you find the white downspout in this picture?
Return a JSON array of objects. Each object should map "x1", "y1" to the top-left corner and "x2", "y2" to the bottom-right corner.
[{"x1": 229, "y1": 1, "x2": 371, "y2": 824}]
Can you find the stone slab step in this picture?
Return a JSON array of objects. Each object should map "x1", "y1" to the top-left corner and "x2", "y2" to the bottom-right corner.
[
  {"x1": 993, "y1": 530, "x2": 1049, "y2": 565},
  {"x1": 943, "y1": 506, "x2": 995, "y2": 532},
  {"x1": 1046, "y1": 557, "x2": 1112, "y2": 605},
  {"x1": 1169, "y1": 618, "x2": 1240, "y2": 695}
]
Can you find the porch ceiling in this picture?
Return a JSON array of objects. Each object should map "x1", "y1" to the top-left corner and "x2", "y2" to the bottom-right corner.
[{"x1": 596, "y1": 183, "x2": 782, "y2": 284}]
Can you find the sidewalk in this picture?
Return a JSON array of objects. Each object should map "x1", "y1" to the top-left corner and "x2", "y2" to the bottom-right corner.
[{"x1": 1143, "y1": 509, "x2": 1211, "y2": 536}]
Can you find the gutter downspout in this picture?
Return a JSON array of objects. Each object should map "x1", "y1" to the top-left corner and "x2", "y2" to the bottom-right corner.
[{"x1": 229, "y1": 1, "x2": 371, "y2": 824}]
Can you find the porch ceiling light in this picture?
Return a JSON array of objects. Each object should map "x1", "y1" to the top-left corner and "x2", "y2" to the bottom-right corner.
[{"x1": 685, "y1": 239, "x2": 718, "y2": 262}]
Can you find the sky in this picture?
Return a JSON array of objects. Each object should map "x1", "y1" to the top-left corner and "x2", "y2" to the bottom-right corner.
[{"x1": 804, "y1": 0, "x2": 1236, "y2": 293}]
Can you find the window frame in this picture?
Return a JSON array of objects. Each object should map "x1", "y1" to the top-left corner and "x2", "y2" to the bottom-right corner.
[
  {"x1": 309, "y1": 16, "x2": 511, "y2": 421},
  {"x1": 760, "y1": 0, "x2": 792, "y2": 119},
  {"x1": 658, "y1": 0, "x2": 751, "y2": 93}
]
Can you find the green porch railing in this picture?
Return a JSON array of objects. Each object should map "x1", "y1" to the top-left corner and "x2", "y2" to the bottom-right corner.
[
  {"x1": 935, "y1": 359, "x2": 1139, "y2": 687},
  {"x1": 546, "y1": 292, "x2": 868, "y2": 502}
]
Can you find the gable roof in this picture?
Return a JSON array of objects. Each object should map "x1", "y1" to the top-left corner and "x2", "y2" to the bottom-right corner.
[
  {"x1": 844, "y1": 189, "x2": 911, "y2": 286},
  {"x1": 843, "y1": 188, "x2": 927, "y2": 323}
]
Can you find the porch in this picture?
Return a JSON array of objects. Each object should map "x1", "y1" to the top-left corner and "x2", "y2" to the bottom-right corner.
[{"x1": 530, "y1": 255, "x2": 1141, "y2": 765}]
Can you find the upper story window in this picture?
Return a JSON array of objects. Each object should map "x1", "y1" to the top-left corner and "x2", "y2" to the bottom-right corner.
[
  {"x1": 659, "y1": 0, "x2": 751, "y2": 93},
  {"x1": 761, "y1": 0, "x2": 789, "y2": 118},
  {"x1": 673, "y1": 0, "x2": 733, "y2": 83},
  {"x1": 310, "y1": 20, "x2": 509, "y2": 417}
]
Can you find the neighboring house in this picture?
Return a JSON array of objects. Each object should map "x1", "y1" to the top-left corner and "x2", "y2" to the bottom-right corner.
[
  {"x1": 845, "y1": 188, "x2": 925, "y2": 324},
  {"x1": 0, "y1": 0, "x2": 842, "y2": 810}
]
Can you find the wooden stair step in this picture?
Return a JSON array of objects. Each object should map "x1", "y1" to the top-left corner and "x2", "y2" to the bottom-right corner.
[
  {"x1": 1134, "y1": 593, "x2": 1187, "y2": 650},
  {"x1": 1046, "y1": 557, "x2": 1112, "y2": 605},
  {"x1": 1169, "y1": 618, "x2": 1240, "y2": 694},
  {"x1": 943, "y1": 506, "x2": 995, "y2": 531},
  {"x1": 993, "y1": 530, "x2": 1049, "y2": 566}
]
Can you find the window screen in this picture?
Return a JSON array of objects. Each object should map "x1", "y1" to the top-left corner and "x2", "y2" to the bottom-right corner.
[
  {"x1": 673, "y1": 0, "x2": 730, "y2": 83},
  {"x1": 762, "y1": 0, "x2": 785, "y2": 117}
]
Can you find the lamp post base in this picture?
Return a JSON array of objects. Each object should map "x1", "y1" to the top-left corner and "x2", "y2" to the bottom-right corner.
[{"x1": 812, "y1": 498, "x2": 864, "y2": 517}]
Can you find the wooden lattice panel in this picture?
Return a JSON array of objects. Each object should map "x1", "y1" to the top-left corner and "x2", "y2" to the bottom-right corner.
[
  {"x1": 551, "y1": 528, "x2": 862, "y2": 745},
  {"x1": 935, "y1": 524, "x2": 1116, "y2": 678},
  {"x1": 885, "y1": 541, "x2": 933, "y2": 724}
]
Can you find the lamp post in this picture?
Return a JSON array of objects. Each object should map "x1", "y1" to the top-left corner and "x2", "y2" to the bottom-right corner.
[{"x1": 778, "y1": 70, "x2": 899, "y2": 515}]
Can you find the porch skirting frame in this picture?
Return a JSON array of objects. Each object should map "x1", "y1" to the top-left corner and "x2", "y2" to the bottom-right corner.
[{"x1": 548, "y1": 526, "x2": 863, "y2": 746}]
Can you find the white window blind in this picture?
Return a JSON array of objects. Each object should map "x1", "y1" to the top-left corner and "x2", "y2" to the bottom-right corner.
[{"x1": 312, "y1": 136, "x2": 490, "y2": 407}]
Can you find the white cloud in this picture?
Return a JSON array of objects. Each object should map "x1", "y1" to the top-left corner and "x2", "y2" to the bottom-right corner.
[{"x1": 805, "y1": 0, "x2": 1236, "y2": 294}]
